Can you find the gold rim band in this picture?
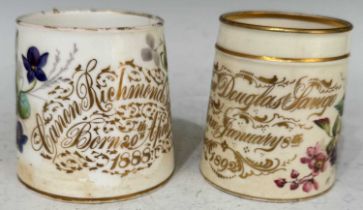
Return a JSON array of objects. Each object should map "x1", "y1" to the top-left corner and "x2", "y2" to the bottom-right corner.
[
  {"x1": 16, "y1": 10, "x2": 164, "y2": 32},
  {"x1": 200, "y1": 169, "x2": 334, "y2": 203},
  {"x1": 219, "y1": 11, "x2": 353, "y2": 34},
  {"x1": 220, "y1": 11, "x2": 353, "y2": 34},
  {"x1": 18, "y1": 171, "x2": 174, "y2": 203},
  {"x1": 216, "y1": 44, "x2": 350, "y2": 63}
]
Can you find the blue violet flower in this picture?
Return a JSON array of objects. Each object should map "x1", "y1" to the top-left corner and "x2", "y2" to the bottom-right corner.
[
  {"x1": 16, "y1": 121, "x2": 28, "y2": 153},
  {"x1": 22, "y1": 46, "x2": 48, "y2": 83}
]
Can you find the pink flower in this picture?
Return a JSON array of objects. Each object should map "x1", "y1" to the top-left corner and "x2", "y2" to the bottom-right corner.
[
  {"x1": 307, "y1": 145, "x2": 319, "y2": 156},
  {"x1": 274, "y1": 178, "x2": 286, "y2": 188},
  {"x1": 302, "y1": 181, "x2": 312, "y2": 192},
  {"x1": 290, "y1": 181, "x2": 299, "y2": 190},
  {"x1": 302, "y1": 179, "x2": 319, "y2": 192},
  {"x1": 273, "y1": 143, "x2": 326, "y2": 193},
  {"x1": 300, "y1": 143, "x2": 328, "y2": 175},
  {"x1": 290, "y1": 169, "x2": 299, "y2": 178}
]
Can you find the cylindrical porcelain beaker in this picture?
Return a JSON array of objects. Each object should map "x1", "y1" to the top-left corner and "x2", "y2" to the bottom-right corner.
[
  {"x1": 16, "y1": 10, "x2": 174, "y2": 202},
  {"x1": 200, "y1": 11, "x2": 352, "y2": 202}
]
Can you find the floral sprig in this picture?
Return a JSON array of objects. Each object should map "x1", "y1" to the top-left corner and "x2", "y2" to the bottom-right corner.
[
  {"x1": 274, "y1": 170, "x2": 319, "y2": 192},
  {"x1": 313, "y1": 96, "x2": 344, "y2": 165},
  {"x1": 274, "y1": 143, "x2": 328, "y2": 192},
  {"x1": 22, "y1": 46, "x2": 48, "y2": 83},
  {"x1": 17, "y1": 46, "x2": 49, "y2": 119},
  {"x1": 32, "y1": 43, "x2": 78, "y2": 92},
  {"x1": 273, "y1": 96, "x2": 344, "y2": 193},
  {"x1": 17, "y1": 45, "x2": 78, "y2": 120},
  {"x1": 141, "y1": 34, "x2": 167, "y2": 70}
]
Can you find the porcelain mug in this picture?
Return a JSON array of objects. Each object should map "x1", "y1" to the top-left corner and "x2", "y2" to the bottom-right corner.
[
  {"x1": 200, "y1": 11, "x2": 352, "y2": 202},
  {"x1": 16, "y1": 10, "x2": 174, "y2": 202}
]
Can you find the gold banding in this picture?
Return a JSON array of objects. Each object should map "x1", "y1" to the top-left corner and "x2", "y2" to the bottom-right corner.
[
  {"x1": 18, "y1": 171, "x2": 173, "y2": 203},
  {"x1": 16, "y1": 10, "x2": 164, "y2": 32},
  {"x1": 215, "y1": 44, "x2": 350, "y2": 63},
  {"x1": 220, "y1": 11, "x2": 353, "y2": 34}
]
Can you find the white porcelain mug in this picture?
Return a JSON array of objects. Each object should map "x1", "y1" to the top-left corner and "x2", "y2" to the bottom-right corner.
[
  {"x1": 16, "y1": 10, "x2": 174, "y2": 202},
  {"x1": 200, "y1": 11, "x2": 352, "y2": 202}
]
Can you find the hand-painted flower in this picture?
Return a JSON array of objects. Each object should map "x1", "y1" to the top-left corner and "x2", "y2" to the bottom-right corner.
[
  {"x1": 300, "y1": 143, "x2": 328, "y2": 174},
  {"x1": 302, "y1": 179, "x2": 319, "y2": 193},
  {"x1": 274, "y1": 178, "x2": 286, "y2": 188},
  {"x1": 302, "y1": 181, "x2": 312, "y2": 192},
  {"x1": 16, "y1": 121, "x2": 28, "y2": 153},
  {"x1": 22, "y1": 46, "x2": 48, "y2": 83},
  {"x1": 290, "y1": 169, "x2": 300, "y2": 178},
  {"x1": 141, "y1": 34, "x2": 167, "y2": 69},
  {"x1": 290, "y1": 181, "x2": 299, "y2": 190}
]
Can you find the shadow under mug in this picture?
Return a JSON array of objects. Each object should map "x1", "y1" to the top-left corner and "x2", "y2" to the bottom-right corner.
[
  {"x1": 16, "y1": 10, "x2": 174, "y2": 203},
  {"x1": 200, "y1": 11, "x2": 353, "y2": 202}
]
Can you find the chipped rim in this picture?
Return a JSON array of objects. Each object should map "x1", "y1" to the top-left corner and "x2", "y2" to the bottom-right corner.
[
  {"x1": 220, "y1": 10, "x2": 353, "y2": 34},
  {"x1": 16, "y1": 9, "x2": 164, "y2": 32}
]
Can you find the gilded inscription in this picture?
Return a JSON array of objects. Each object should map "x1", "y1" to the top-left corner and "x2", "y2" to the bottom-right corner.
[
  {"x1": 203, "y1": 63, "x2": 343, "y2": 179},
  {"x1": 30, "y1": 59, "x2": 172, "y2": 176}
]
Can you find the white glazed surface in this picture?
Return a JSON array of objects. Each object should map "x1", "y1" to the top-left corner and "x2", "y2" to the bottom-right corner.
[
  {"x1": 17, "y1": 11, "x2": 162, "y2": 29},
  {"x1": 201, "y1": 52, "x2": 347, "y2": 200},
  {"x1": 16, "y1": 11, "x2": 174, "y2": 199},
  {"x1": 1, "y1": 0, "x2": 363, "y2": 209},
  {"x1": 217, "y1": 23, "x2": 351, "y2": 58},
  {"x1": 201, "y1": 12, "x2": 351, "y2": 201}
]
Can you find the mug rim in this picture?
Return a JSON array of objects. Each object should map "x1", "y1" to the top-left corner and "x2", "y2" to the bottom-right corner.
[
  {"x1": 220, "y1": 10, "x2": 353, "y2": 34},
  {"x1": 16, "y1": 9, "x2": 164, "y2": 32}
]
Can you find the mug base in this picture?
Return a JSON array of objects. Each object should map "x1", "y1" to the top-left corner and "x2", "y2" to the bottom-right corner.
[
  {"x1": 200, "y1": 168, "x2": 334, "y2": 203},
  {"x1": 17, "y1": 170, "x2": 174, "y2": 204}
]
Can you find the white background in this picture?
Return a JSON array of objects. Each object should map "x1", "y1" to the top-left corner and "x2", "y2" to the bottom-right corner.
[{"x1": 0, "y1": 0, "x2": 362, "y2": 209}]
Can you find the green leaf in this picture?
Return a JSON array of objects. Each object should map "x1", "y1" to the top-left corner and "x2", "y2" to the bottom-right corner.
[
  {"x1": 18, "y1": 92, "x2": 31, "y2": 119},
  {"x1": 326, "y1": 136, "x2": 337, "y2": 165},
  {"x1": 314, "y1": 118, "x2": 331, "y2": 136},
  {"x1": 332, "y1": 115, "x2": 342, "y2": 137},
  {"x1": 335, "y1": 96, "x2": 345, "y2": 116},
  {"x1": 326, "y1": 137, "x2": 337, "y2": 155}
]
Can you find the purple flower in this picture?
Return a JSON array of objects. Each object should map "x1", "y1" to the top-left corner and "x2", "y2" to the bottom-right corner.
[
  {"x1": 22, "y1": 46, "x2": 48, "y2": 83},
  {"x1": 16, "y1": 121, "x2": 28, "y2": 153}
]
